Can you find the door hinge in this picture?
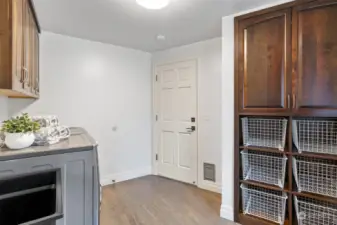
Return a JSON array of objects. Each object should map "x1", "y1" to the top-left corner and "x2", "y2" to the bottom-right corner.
[
  {"x1": 156, "y1": 115, "x2": 158, "y2": 121},
  {"x1": 156, "y1": 75, "x2": 158, "y2": 82},
  {"x1": 156, "y1": 154, "x2": 158, "y2": 161}
]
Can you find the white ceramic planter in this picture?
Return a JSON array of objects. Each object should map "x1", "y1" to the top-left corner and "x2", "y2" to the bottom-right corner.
[{"x1": 5, "y1": 133, "x2": 35, "y2": 150}]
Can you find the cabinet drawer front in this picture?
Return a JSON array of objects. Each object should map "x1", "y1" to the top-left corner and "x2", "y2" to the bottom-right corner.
[{"x1": 238, "y1": 9, "x2": 291, "y2": 113}]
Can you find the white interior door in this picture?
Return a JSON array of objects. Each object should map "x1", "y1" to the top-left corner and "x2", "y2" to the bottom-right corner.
[{"x1": 156, "y1": 60, "x2": 197, "y2": 184}]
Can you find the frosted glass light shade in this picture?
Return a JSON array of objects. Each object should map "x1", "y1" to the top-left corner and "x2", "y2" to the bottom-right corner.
[{"x1": 136, "y1": 0, "x2": 170, "y2": 9}]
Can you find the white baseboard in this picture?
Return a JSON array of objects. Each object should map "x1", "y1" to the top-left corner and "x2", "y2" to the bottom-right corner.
[
  {"x1": 220, "y1": 204, "x2": 234, "y2": 221},
  {"x1": 198, "y1": 180, "x2": 222, "y2": 193},
  {"x1": 100, "y1": 166, "x2": 152, "y2": 186}
]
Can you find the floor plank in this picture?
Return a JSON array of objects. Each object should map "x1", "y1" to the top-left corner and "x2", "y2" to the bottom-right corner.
[{"x1": 100, "y1": 175, "x2": 236, "y2": 225}]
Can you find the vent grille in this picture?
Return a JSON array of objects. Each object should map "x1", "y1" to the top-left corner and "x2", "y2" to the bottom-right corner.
[{"x1": 204, "y1": 163, "x2": 216, "y2": 182}]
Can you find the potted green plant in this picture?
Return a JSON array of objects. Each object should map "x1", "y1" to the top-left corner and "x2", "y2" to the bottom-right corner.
[{"x1": 1, "y1": 113, "x2": 40, "y2": 149}]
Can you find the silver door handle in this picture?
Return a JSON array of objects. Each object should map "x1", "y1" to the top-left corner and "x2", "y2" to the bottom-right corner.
[{"x1": 186, "y1": 126, "x2": 196, "y2": 132}]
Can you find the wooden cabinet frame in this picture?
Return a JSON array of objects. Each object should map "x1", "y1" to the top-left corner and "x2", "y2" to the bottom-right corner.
[{"x1": 234, "y1": 0, "x2": 337, "y2": 225}]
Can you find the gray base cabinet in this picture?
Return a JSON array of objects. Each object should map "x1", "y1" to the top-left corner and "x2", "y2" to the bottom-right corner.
[{"x1": 0, "y1": 150, "x2": 99, "y2": 225}]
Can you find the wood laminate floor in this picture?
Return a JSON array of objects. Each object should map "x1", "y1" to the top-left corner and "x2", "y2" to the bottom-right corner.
[{"x1": 100, "y1": 175, "x2": 236, "y2": 225}]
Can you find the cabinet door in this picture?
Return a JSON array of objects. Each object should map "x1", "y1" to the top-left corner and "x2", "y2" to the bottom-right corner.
[
  {"x1": 29, "y1": 10, "x2": 35, "y2": 94},
  {"x1": 30, "y1": 14, "x2": 35, "y2": 95},
  {"x1": 34, "y1": 27, "x2": 39, "y2": 96},
  {"x1": 0, "y1": 34, "x2": 11, "y2": 88},
  {"x1": 0, "y1": 0, "x2": 11, "y2": 89},
  {"x1": 238, "y1": 9, "x2": 292, "y2": 113},
  {"x1": 0, "y1": 0, "x2": 9, "y2": 31},
  {"x1": 11, "y1": 0, "x2": 24, "y2": 92},
  {"x1": 292, "y1": 1, "x2": 337, "y2": 116},
  {"x1": 63, "y1": 154, "x2": 94, "y2": 225},
  {"x1": 31, "y1": 21, "x2": 39, "y2": 97},
  {"x1": 22, "y1": 0, "x2": 32, "y2": 93}
]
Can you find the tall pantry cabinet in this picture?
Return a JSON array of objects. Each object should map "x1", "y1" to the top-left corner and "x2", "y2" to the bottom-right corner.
[
  {"x1": 235, "y1": 0, "x2": 337, "y2": 225},
  {"x1": 0, "y1": 0, "x2": 40, "y2": 98}
]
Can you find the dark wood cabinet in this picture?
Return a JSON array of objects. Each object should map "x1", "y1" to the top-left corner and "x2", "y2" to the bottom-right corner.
[
  {"x1": 235, "y1": 1, "x2": 337, "y2": 225},
  {"x1": 0, "y1": 0, "x2": 40, "y2": 98},
  {"x1": 238, "y1": 0, "x2": 337, "y2": 116},
  {"x1": 238, "y1": 9, "x2": 292, "y2": 113},
  {"x1": 292, "y1": 0, "x2": 337, "y2": 116}
]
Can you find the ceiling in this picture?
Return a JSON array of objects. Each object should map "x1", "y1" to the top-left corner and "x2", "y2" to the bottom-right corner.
[{"x1": 33, "y1": 0, "x2": 280, "y2": 52}]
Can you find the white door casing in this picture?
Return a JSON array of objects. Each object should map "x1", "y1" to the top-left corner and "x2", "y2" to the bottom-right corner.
[{"x1": 155, "y1": 60, "x2": 198, "y2": 184}]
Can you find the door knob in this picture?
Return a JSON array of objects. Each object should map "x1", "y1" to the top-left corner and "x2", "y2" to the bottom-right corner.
[{"x1": 186, "y1": 126, "x2": 196, "y2": 132}]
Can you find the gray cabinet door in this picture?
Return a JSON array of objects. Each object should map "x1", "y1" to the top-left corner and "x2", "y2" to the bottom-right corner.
[{"x1": 60, "y1": 151, "x2": 94, "y2": 225}]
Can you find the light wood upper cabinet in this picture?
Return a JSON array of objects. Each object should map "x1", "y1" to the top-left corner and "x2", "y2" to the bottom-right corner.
[{"x1": 0, "y1": 0, "x2": 40, "y2": 98}]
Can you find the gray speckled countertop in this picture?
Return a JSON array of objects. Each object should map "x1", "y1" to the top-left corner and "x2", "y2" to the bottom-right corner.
[{"x1": 0, "y1": 127, "x2": 98, "y2": 161}]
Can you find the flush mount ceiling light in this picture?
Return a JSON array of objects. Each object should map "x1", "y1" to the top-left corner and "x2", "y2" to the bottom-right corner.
[
  {"x1": 136, "y1": 0, "x2": 170, "y2": 9},
  {"x1": 157, "y1": 35, "x2": 166, "y2": 40}
]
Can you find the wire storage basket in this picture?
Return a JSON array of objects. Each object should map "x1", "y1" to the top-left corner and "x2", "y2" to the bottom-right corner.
[
  {"x1": 242, "y1": 117, "x2": 288, "y2": 151},
  {"x1": 241, "y1": 150, "x2": 288, "y2": 188},
  {"x1": 293, "y1": 119, "x2": 337, "y2": 155},
  {"x1": 241, "y1": 184, "x2": 288, "y2": 225},
  {"x1": 294, "y1": 196, "x2": 337, "y2": 225},
  {"x1": 293, "y1": 157, "x2": 337, "y2": 198}
]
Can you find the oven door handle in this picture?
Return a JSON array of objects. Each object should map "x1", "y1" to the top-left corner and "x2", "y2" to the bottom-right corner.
[
  {"x1": 19, "y1": 213, "x2": 63, "y2": 225},
  {"x1": 0, "y1": 185, "x2": 55, "y2": 201}
]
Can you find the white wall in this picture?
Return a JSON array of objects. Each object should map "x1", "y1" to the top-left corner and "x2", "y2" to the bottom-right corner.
[
  {"x1": 221, "y1": 15, "x2": 235, "y2": 220},
  {"x1": 152, "y1": 38, "x2": 222, "y2": 193},
  {"x1": 220, "y1": 0, "x2": 293, "y2": 221},
  {"x1": 6, "y1": 32, "x2": 152, "y2": 184},
  {"x1": 0, "y1": 96, "x2": 7, "y2": 122}
]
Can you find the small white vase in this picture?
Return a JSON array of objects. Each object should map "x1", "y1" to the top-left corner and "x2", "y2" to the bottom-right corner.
[{"x1": 5, "y1": 133, "x2": 35, "y2": 150}]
